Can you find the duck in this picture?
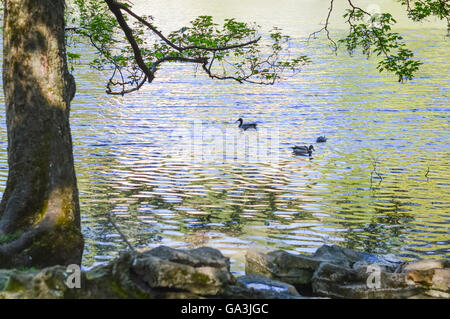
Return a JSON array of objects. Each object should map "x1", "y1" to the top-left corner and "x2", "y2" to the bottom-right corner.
[
  {"x1": 236, "y1": 118, "x2": 257, "y2": 130},
  {"x1": 292, "y1": 145, "x2": 315, "y2": 156},
  {"x1": 316, "y1": 136, "x2": 327, "y2": 143}
]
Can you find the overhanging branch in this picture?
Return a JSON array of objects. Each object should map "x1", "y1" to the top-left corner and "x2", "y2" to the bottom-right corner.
[
  {"x1": 97, "y1": 0, "x2": 304, "y2": 94},
  {"x1": 105, "y1": 0, "x2": 155, "y2": 82},
  {"x1": 114, "y1": 1, "x2": 262, "y2": 53}
]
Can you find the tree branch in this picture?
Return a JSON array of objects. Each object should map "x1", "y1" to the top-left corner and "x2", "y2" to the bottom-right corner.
[
  {"x1": 347, "y1": 0, "x2": 371, "y2": 15},
  {"x1": 114, "y1": 1, "x2": 262, "y2": 52},
  {"x1": 308, "y1": 0, "x2": 337, "y2": 51},
  {"x1": 105, "y1": 0, "x2": 155, "y2": 82},
  {"x1": 70, "y1": 0, "x2": 305, "y2": 95},
  {"x1": 151, "y1": 56, "x2": 208, "y2": 73},
  {"x1": 106, "y1": 75, "x2": 147, "y2": 95}
]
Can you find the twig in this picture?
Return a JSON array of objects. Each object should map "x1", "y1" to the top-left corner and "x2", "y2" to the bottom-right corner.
[
  {"x1": 105, "y1": 0, "x2": 155, "y2": 82},
  {"x1": 115, "y1": 1, "x2": 261, "y2": 53},
  {"x1": 106, "y1": 213, "x2": 136, "y2": 252},
  {"x1": 308, "y1": 0, "x2": 337, "y2": 52}
]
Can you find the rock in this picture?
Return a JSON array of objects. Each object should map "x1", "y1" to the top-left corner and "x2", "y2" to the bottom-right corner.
[
  {"x1": 314, "y1": 245, "x2": 402, "y2": 271},
  {"x1": 423, "y1": 289, "x2": 450, "y2": 299},
  {"x1": 0, "y1": 246, "x2": 238, "y2": 299},
  {"x1": 406, "y1": 269, "x2": 435, "y2": 286},
  {"x1": 245, "y1": 245, "x2": 401, "y2": 288},
  {"x1": 143, "y1": 246, "x2": 231, "y2": 271},
  {"x1": 352, "y1": 260, "x2": 370, "y2": 272},
  {"x1": 431, "y1": 269, "x2": 450, "y2": 292},
  {"x1": 0, "y1": 245, "x2": 448, "y2": 299},
  {"x1": 405, "y1": 268, "x2": 450, "y2": 293},
  {"x1": 93, "y1": 246, "x2": 236, "y2": 298},
  {"x1": 399, "y1": 259, "x2": 450, "y2": 272},
  {"x1": 245, "y1": 249, "x2": 321, "y2": 286},
  {"x1": 0, "y1": 267, "x2": 71, "y2": 299},
  {"x1": 237, "y1": 274, "x2": 302, "y2": 299},
  {"x1": 312, "y1": 245, "x2": 362, "y2": 268},
  {"x1": 397, "y1": 258, "x2": 450, "y2": 295},
  {"x1": 312, "y1": 262, "x2": 423, "y2": 299},
  {"x1": 82, "y1": 252, "x2": 151, "y2": 298},
  {"x1": 131, "y1": 247, "x2": 234, "y2": 295}
]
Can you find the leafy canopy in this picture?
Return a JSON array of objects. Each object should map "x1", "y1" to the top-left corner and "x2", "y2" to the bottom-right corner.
[
  {"x1": 310, "y1": 0, "x2": 449, "y2": 82},
  {"x1": 66, "y1": 0, "x2": 308, "y2": 95},
  {"x1": 63, "y1": 0, "x2": 448, "y2": 91}
]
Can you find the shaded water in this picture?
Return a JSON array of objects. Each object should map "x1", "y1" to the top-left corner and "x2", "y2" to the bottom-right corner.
[{"x1": 0, "y1": 1, "x2": 449, "y2": 274}]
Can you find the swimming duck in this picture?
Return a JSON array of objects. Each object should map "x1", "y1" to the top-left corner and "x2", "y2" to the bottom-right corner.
[
  {"x1": 236, "y1": 118, "x2": 257, "y2": 130},
  {"x1": 292, "y1": 145, "x2": 315, "y2": 156},
  {"x1": 316, "y1": 136, "x2": 327, "y2": 143}
]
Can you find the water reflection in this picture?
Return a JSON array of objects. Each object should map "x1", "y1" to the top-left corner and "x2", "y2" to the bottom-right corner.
[{"x1": 0, "y1": 2, "x2": 449, "y2": 274}]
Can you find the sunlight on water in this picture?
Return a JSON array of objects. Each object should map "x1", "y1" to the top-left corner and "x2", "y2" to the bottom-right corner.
[{"x1": 0, "y1": 1, "x2": 448, "y2": 274}]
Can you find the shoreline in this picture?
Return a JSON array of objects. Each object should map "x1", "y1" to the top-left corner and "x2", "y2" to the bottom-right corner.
[{"x1": 0, "y1": 244, "x2": 448, "y2": 299}]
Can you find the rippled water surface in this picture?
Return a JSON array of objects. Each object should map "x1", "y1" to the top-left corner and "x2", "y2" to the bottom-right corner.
[{"x1": 0, "y1": 1, "x2": 449, "y2": 273}]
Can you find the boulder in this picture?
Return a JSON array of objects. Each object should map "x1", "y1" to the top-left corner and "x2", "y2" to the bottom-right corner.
[
  {"x1": 131, "y1": 246, "x2": 234, "y2": 295},
  {"x1": 312, "y1": 245, "x2": 362, "y2": 268},
  {"x1": 395, "y1": 258, "x2": 450, "y2": 296},
  {"x1": 0, "y1": 267, "x2": 72, "y2": 299},
  {"x1": 399, "y1": 259, "x2": 450, "y2": 272},
  {"x1": 245, "y1": 249, "x2": 321, "y2": 286},
  {"x1": 430, "y1": 268, "x2": 450, "y2": 292},
  {"x1": 405, "y1": 268, "x2": 450, "y2": 293},
  {"x1": 244, "y1": 245, "x2": 434, "y2": 299},
  {"x1": 245, "y1": 245, "x2": 402, "y2": 288},
  {"x1": 313, "y1": 245, "x2": 402, "y2": 271},
  {"x1": 0, "y1": 245, "x2": 448, "y2": 299},
  {"x1": 237, "y1": 274, "x2": 302, "y2": 299},
  {"x1": 0, "y1": 246, "x2": 239, "y2": 299},
  {"x1": 312, "y1": 262, "x2": 423, "y2": 299},
  {"x1": 143, "y1": 246, "x2": 231, "y2": 271}
]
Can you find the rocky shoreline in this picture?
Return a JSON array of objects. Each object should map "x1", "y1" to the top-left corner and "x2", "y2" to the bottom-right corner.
[{"x1": 0, "y1": 245, "x2": 448, "y2": 299}]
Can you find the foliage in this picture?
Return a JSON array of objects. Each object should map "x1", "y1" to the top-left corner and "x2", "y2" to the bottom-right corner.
[
  {"x1": 312, "y1": 0, "x2": 449, "y2": 82},
  {"x1": 66, "y1": 0, "x2": 308, "y2": 95},
  {"x1": 4, "y1": 0, "x2": 448, "y2": 87},
  {"x1": 399, "y1": 0, "x2": 450, "y2": 24},
  {"x1": 340, "y1": 10, "x2": 422, "y2": 82},
  {"x1": 66, "y1": 0, "x2": 119, "y2": 71}
]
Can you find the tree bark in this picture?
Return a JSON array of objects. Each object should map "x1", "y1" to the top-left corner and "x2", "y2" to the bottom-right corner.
[{"x1": 0, "y1": 0, "x2": 83, "y2": 268}]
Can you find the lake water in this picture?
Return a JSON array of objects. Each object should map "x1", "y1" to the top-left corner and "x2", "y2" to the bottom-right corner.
[{"x1": 0, "y1": 1, "x2": 449, "y2": 274}]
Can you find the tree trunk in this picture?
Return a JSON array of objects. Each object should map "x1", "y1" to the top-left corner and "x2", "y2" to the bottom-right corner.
[{"x1": 0, "y1": 0, "x2": 83, "y2": 268}]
